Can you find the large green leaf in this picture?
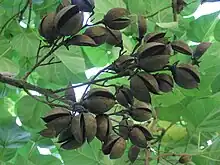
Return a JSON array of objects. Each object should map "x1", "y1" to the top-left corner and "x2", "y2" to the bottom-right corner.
[
  {"x1": 0, "y1": 57, "x2": 19, "y2": 76},
  {"x1": 214, "y1": 20, "x2": 220, "y2": 42},
  {"x1": 15, "y1": 95, "x2": 51, "y2": 131},
  {"x1": 187, "y1": 12, "x2": 220, "y2": 42}
]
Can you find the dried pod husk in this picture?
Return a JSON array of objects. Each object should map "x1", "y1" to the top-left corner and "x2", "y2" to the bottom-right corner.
[
  {"x1": 171, "y1": 64, "x2": 200, "y2": 89},
  {"x1": 71, "y1": 0, "x2": 95, "y2": 12},
  {"x1": 102, "y1": 136, "x2": 126, "y2": 159},
  {"x1": 66, "y1": 34, "x2": 97, "y2": 46},
  {"x1": 118, "y1": 119, "x2": 133, "y2": 139},
  {"x1": 171, "y1": 40, "x2": 193, "y2": 55},
  {"x1": 39, "y1": 128, "x2": 56, "y2": 138},
  {"x1": 192, "y1": 42, "x2": 211, "y2": 61},
  {"x1": 106, "y1": 30, "x2": 122, "y2": 46},
  {"x1": 144, "y1": 32, "x2": 166, "y2": 43},
  {"x1": 112, "y1": 55, "x2": 134, "y2": 73},
  {"x1": 83, "y1": 88, "x2": 115, "y2": 114},
  {"x1": 130, "y1": 106, "x2": 152, "y2": 122},
  {"x1": 138, "y1": 15, "x2": 147, "y2": 39},
  {"x1": 71, "y1": 113, "x2": 85, "y2": 144},
  {"x1": 58, "y1": 126, "x2": 73, "y2": 143},
  {"x1": 135, "y1": 125, "x2": 153, "y2": 141},
  {"x1": 103, "y1": 8, "x2": 131, "y2": 30},
  {"x1": 55, "y1": 5, "x2": 84, "y2": 36},
  {"x1": 128, "y1": 145, "x2": 140, "y2": 163},
  {"x1": 82, "y1": 112, "x2": 97, "y2": 142},
  {"x1": 155, "y1": 73, "x2": 174, "y2": 93},
  {"x1": 138, "y1": 54, "x2": 170, "y2": 72},
  {"x1": 39, "y1": 13, "x2": 58, "y2": 42},
  {"x1": 96, "y1": 114, "x2": 112, "y2": 142},
  {"x1": 129, "y1": 126, "x2": 148, "y2": 148},
  {"x1": 60, "y1": 136, "x2": 84, "y2": 150},
  {"x1": 83, "y1": 26, "x2": 108, "y2": 45},
  {"x1": 116, "y1": 86, "x2": 133, "y2": 107},
  {"x1": 130, "y1": 74, "x2": 151, "y2": 103},
  {"x1": 137, "y1": 42, "x2": 166, "y2": 58},
  {"x1": 179, "y1": 155, "x2": 192, "y2": 164},
  {"x1": 138, "y1": 72, "x2": 160, "y2": 94},
  {"x1": 65, "y1": 82, "x2": 76, "y2": 102},
  {"x1": 46, "y1": 115, "x2": 72, "y2": 136},
  {"x1": 56, "y1": 0, "x2": 71, "y2": 13},
  {"x1": 42, "y1": 107, "x2": 71, "y2": 123}
]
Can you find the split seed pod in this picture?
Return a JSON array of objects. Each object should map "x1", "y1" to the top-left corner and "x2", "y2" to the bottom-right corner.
[
  {"x1": 130, "y1": 105, "x2": 152, "y2": 122},
  {"x1": 71, "y1": 0, "x2": 95, "y2": 12},
  {"x1": 128, "y1": 145, "x2": 140, "y2": 163},
  {"x1": 66, "y1": 34, "x2": 97, "y2": 46},
  {"x1": 179, "y1": 155, "x2": 192, "y2": 164},
  {"x1": 192, "y1": 42, "x2": 211, "y2": 65},
  {"x1": 112, "y1": 55, "x2": 134, "y2": 73},
  {"x1": 138, "y1": 15, "x2": 147, "y2": 39},
  {"x1": 56, "y1": 0, "x2": 71, "y2": 13},
  {"x1": 65, "y1": 82, "x2": 76, "y2": 102},
  {"x1": 96, "y1": 114, "x2": 112, "y2": 142},
  {"x1": 118, "y1": 119, "x2": 133, "y2": 139},
  {"x1": 106, "y1": 30, "x2": 122, "y2": 46},
  {"x1": 103, "y1": 8, "x2": 131, "y2": 30},
  {"x1": 171, "y1": 40, "x2": 193, "y2": 55},
  {"x1": 55, "y1": 5, "x2": 84, "y2": 36},
  {"x1": 171, "y1": 63, "x2": 200, "y2": 89},
  {"x1": 130, "y1": 74, "x2": 151, "y2": 103},
  {"x1": 39, "y1": 13, "x2": 58, "y2": 42},
  {"x1": 83, "y1": 26, "x2": 108, "y2": 45},
  {"x1": 102, "y1": 136, "x2": 126, "y2": 159},
  {"x1": 129, "y1": 125, "x2": 153, "y2": 148},
  {"x1": 83, "y1": 88, "x2": 115, "y2": 114},
  {"x1": 144, "y1": 32, "x2": 166, "y2": 43},
  {"x1": 155, "y1": 73, "x2": 174, "y2": 93},
  {"x1": 116, "y1": 86, "x2": 134, "y2": 107}
]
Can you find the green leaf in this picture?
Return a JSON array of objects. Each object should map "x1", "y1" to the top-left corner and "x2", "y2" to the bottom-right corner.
[
  {"x1": 0, "y1": 98, "x2": 13, "y2": 120},
  {"x1": 126, "y1": 0, "x2": 146, "y2": 14},
  {"x1": 11, "y1": 32, "x2": 39, "y2": 57},
  {"x1": 214, "y1": 20, "x2": 220, "y2": 41},
  {"x1": 0, "y1": 57, "x2": 19, "y2": 76},
  {"x1": 187, "y1": 12, "x2": 220, "y2": 42},
  {"x1": 15, "y1": 95, "x2": 51, "y2": 131}
]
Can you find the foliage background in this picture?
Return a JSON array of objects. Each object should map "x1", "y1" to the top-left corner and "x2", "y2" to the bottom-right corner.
[{"x1": 0, "y1": 0, "x2": 220, "y2": 164}]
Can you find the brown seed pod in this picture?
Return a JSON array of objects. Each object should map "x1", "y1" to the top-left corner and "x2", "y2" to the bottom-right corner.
[
  {"x1": 60, "y1": 136, "x2": 84, "y2": 150},
  {"x1": 144, "y1": 32, "x2": 166, "y2": 43},
  {"x1": 56, "y1": 0, "x2": 71, "y2": 13},
  {"x1": 55, "y1": 5, "x2": 84, "y2": 36},
  {"x1": 83, "y1": 112, "x2": 97, "y2": 142},
  {"x1": 134, "y1": 125, "x2": 153, "y2": 141},
  {"x1": 96, "y1": 114, "x2": 112, "y2": 142},
  {"x1": 179, "y1": 155, "x2": 192, "y2": 164},
  {"x1": 83, "y1": 26, "x2": 108, "y2": 45},
  {"x1": 39, "y1": 13, "x2": 58, "y2": 42},
  {"x1": 57, "y1": 126, "x2": 73, "y2": 143},
  {"x1": 39, "y1": 127, "x2": 56, "y2": 138},
  {"x1": 102, "y1": 136, "x2": 126, "y2": 159},
  {"x1": 138, "y1": 54, "x2": 170, "y2": 72},
  {"x1": 128, "y1": 145, "x2": 140, "y2": 163},
  {"x1": 66, "y1": 34, "x2": 97, "y2": 46},
  {"x1": 138, "y1": 72, "x2": 160, "y2": 94},
  {"x1": 42, "y1": 107, "x2": 70, "y2": 123},
  {"x1": 71, "y1": 114, "x2": 85, "y2": 144},
  {"x1": 103, "y1": 8, "x2": 131, "y2": 30},
  {"x1": 130, "y1": 74, "x2": 151, "y2": 103},
  {"x1": 171, "y1": 40, "x2": 193, "y2": 55},
  {"x1": 83, "y1": 88, "x2": 115, "y2": 114},
  {"x1": 106, "y1": 30, "x2": 122, "y2": 46},
  {"x1": 118, "y1": 119, "x2": 133, "y2": 139},
  {"x1": 138, "y1": 15, "x2": 147, "y2": 39},
  {"x1": 155, "y1": 73, "x2": 174, "y2": 93},
  {"x1": 65, "y1": 82, "x2": 76, "y2": 102},
  {"x1": 130, "y1": 106, "x2": 152, "y2": 122},
  {"x1": 137, "y1": 42, "x2": 166, "y2": 58},
  {"x1": 192, "y1": 42, "x2": 212, "y2": 60},
  {"x1": 116, "y1": 86, "x2": 134, "y2": 107},
  {"x1": 46, "y1": 115, "x2": 72, "y2": 136},
  {"x1": 129, "y1": 126, "x2": 148, "y2": 148},
  {"x1": 112, "y1": 55, "x2": 134, "y2": 73},
  {"x1": 171, "y1": 64, "x2": 200, "y2": 89}
]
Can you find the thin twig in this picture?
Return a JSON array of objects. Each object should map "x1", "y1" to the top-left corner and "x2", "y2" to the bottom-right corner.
[
  {"x1": 36, "y1": 40, "x2": 42, "y2": 63},
  {"x1": 27, "y1": 0, "x2": 32, "y2": 29},
  {"x1": 145, "y1": 149, "x2": 150, "y2": 165},
  {"x1": 40, "y1": 61, "x2": 62, "y2": 67}
]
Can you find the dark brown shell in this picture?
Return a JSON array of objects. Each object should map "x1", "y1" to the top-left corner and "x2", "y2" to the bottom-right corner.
[
  {"x1": 106, "y1": 30, "x2": 122, "y2": 46},
  {"x1": 137, "y1": 42, "x2": 166, "y2": 58},
  {"x1": 130, "y1": 74, "x2": 151, "y2": 103},
  {"x1": 83, "y1": 26, "x2": 108, "y2": 45},
  {"x1": 71, "y1": 114, "x2": 85, "y2": 144},
  {"x1": 66, "y1": 34, "x2": 97, "y2": 46},
  {"x1": 116, "y1": 86, "x2": 133, "y2": 107},
  {"x1": 56, "y1": 0, "x2": 71, "y2": 13},
  {"x1": 155, "y1": 73, "x2": 174, "y2": 93},
  {"x1": 134, "y1": 125, "x2": 153, "y2": 141},
  {"x1": 57, "y1": 126, "x2": 73, "y2": 143},
  {"x1": 128, "y1": 145, "x2": 140, "y2": 163},
  {"x1": 171, "y1": 40, "x2": 193, "y2": 55},
  {"x1": 60, "y1": 137, "x2": 83, "y2": 150},
  {"x1": 64, "y1": 82, "x2": 76, "y2": 102},
  {"x1": 193, "y1": 42, "x2": 211, "y2": 60},
  {"x1": 113, "y1": 55, "x2": 134, "y2": 73},
  {"x1": 129, "y1": 127, "x2": 148, "y2": 148},
  {"x1": 130, "y1": 108, "x2": 152, "y2": 122},
  {"x1": 55, "y1": 5, "x2": 84, "y2": 36},
  {"x1": 103, "y1": 8, "x2": 131, "y2": 30},
  {"x1": 119, "y1": 119, "x2": 133, "y2": 139},
  {"x1": 179, "y1": 155, "x2": 192, "y2": 164},
  {"x1": 138, "y1": 15, "x2": 147, "y2": 39},
  {"x1": 138, "y1": 54, "x2": 170, "y2": 72},
  {"x1": 83, "y1": 113, "x2": 97, "y2": 142},
  {"x1": 144, "y1": 32, "x2": 166, "y2": 43},
  {"x1": 96, "y1": 115, "x2": 112, "y2": 141},
  {"x1": 39, "y1": 128, "x2": 56, "y2": 138},
  {"x1": 85, "y1": 88, "x2": 115, "y2": 100},
  {"x1": 110, "y1": 137, "x2": 126, "y2": 159},
  {"x1": 42, "y1": 107, "x2": 70, "y2": 123}
]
